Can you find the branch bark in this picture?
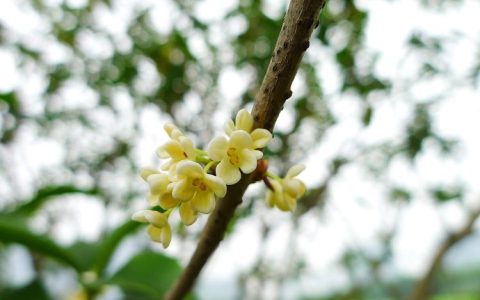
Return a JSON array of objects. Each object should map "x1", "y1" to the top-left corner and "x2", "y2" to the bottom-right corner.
[
  {"x1": 165, "y1": 1, "x2": 326, "y2": 299},
  {"x1": 408, "y1": 208, "x2": 480, "y2": 300}
]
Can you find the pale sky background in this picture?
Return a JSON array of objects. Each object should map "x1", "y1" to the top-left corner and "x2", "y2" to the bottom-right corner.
[{"x1": 0, "y1": 0, "x2": 479, "y2": 299}]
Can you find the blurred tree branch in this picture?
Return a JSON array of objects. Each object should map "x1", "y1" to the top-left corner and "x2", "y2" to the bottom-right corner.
[
  {"x1": 408, "y1": 208, "x2": 480, "y2": 300},
  {"x1": 165, "y1": 1, "x2": 327, "y2": 299}
]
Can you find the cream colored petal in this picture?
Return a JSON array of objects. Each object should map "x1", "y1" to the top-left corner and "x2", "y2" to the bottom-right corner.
[
  {"x1": 164, "y1": 123, "x2": 177, "y2": 137},
  {"x1": 157, "y1": 140, "x2": 184, "y2": 159},
  {"x1": 179, "y1": 136, "x2": 196, "y2": 159},
  {"x1": 172, "y1": 178, "x2": 195, "y2": 201},
  {"x1": 147, "y1": 173, "x2": 170, "y2": 195},
  {"x1": 216, "y1": 159, "x2": 241, "y2": 185},
  {"x1": 207, "y1": 136, "x2": 228, "y2": 161},
  {"x1": 131, "y1": 210, "x2": 149, "y2": 223},
  {"x1": 251, "y1": 128, "x2": 272, "y2": 149},
  {"x1": 147, "y1": 224, "x2": 162, "y2": 242},
  {"x1": 164, "y1": 123, "x2": 183, "y2": 140},
  {"x1": 176, "y1": 160, "x2": 204, "y2": 179},
  {"x1": 147, "y1": 193, "x2": 160, "y2": 207},
  {"x1": 191, "y1": 191, "x2": 215, "y2": 214},
  {"x1": 284, "y1": 194, "x2": 297, "y2": 212},
  {"x1": 156, "y1": 146, "x2": 170, "y2": 159},
  {"x1": 159, "y1": 193, "x2": 179, "y2": 209},
  {"x1": 204, "y1": 174, "x2": 227, "y2": 197},
  {"x1": 179, "y1": 202, "x2": 198, "y2": 225},
  {"x1": 230, "y1": 130, "x2": 253, "y2": 149},
  {"x1": 239, "y1": 149, "x2": 257, "y2": 174},
  {"x1": 266, "y1": 191, "x2": 275, "y2": 208},
  {"x1": 286, "y1": 164, "x2": 305, "y2": 179},
  {"x1": 143, "y1": 210, "x2": 168, "y2": 227},
  {"x1": 270, "y1": 181, "x2": 289, "y2": 211},
  {"x1": 284, "y1": 179, "x2": 306, "y2": 198},
  {"x1": 224, "y1": 119, "x2": 235, "y2": 136},
  {"x1": 160, "y1": 224, "x2": 172, "y2": 248},
  {"x1": 253, "y1": 150, "x2": 263, "y2": 160},
  {"x1": 235, "y1": 109, "x2": 253, "y2": 132},
  {"x1": 161, "y1": 161, "x2": 172, "y2": 172},
  {"x1": 140, "y1": 168, "x2": 159, "y2": 181}
]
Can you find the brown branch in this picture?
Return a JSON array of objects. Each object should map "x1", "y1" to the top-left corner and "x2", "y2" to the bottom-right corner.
[
  {"x1": 165, "y1": 1, "x2": 327, "y2": 299},
  {"x1": 407, "y1": 208, "x2": 480, "y2": 300}
]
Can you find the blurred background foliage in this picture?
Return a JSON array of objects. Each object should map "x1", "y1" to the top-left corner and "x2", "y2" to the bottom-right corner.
[{"x1": 0, "y1": 0, "x2": 479, "y2": 299}]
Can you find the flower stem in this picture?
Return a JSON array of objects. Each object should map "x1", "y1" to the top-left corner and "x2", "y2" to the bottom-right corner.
[
  {"x1": 204, "y1": 161, "x2": 215, "y2": 172},
  {"x1": 266, "y1": 171, "x2": 282, "y2": 181}
]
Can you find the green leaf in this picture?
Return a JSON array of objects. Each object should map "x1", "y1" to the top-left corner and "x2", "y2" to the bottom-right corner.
[
  {"x1": 0, "y1": 216, "x2": 82, "y2": 272},
  {"x1": 6, "y1": 185, "x2": 98, "y2": 216},
  {"x1": 94, "y1": 220, "x2": 141, "y2": 275},
  {"x1": 431, "y1": 186, "x2": 463, "y2": 203},
  {"x1": 65, "y1": 221, "x2": 140, "y2": 276},
  {"x1": 109, "y1": 251, "x2": 185, "y2": 299},
  {"x1": 0, "y1": 278, "x2": 51, "y2": 300}
]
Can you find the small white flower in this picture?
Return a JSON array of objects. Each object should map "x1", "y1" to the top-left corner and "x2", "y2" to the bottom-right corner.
[
  {"x1": 132, "y1": 210, "x2": 172, "y2": 248},
  {"x1": 171, "y1": 161, "x2": 227, "y2": 214},
  {"x1": 266, "y1": 164, "x2": 306, "y2": 212},
  {"x1": 207, "y1": 130, "x2": 263, "y2": 185},
  {"x1": 156, "y1": 123, "x2": 196, "y2": 175},
  {"x1": 224, "y1": 109, "x2": 272, "y2": 149}
]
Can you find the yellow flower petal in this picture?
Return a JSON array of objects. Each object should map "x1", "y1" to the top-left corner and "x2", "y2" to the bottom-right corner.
[
  {"x1": 204, "y1": 174, "x2": 227, "y2": 197},
  {"x1": 147, "y1": 174, "x2": 170, "y2": 195},
  {"x1": 159, "y1": 193, "x2": 179, "y2": 209},
  {"x1": 230, "y1": 130, "x2": 253, "y2": 149},
  {"x1": 224, "y1": 119, "x2": 235, "y2": 135},
  {"x1": 176, "y1": 161, "x2": 204, "y2": 179},
  {"x1": 216, "y1": 159, "x2": 241, "y2": 185},
  {"x1": 164, "y1": 123, "x2": 183, "y2": 140},
  {"x1": 284, "y1": 194, "x2": 297, "y2": 211},
  {"x1": 160, "y1": 224, "x2": 172, "y2": 248},
  {"x1": 140, "y1": 168, "x2": 159, "y2": 181},
  {"x1": 253, "y1": 150, "x2": 263, "y2": 160},
  {"x1": 157, "y1": 140, "x2": 184, "y2": 159},
  {"x1": 179, "y1": 202, "x2": 198, "y2": 225},
  {"x1": 143, "y1": 210, "x2": 168, "y2": 228},
  {"x1": 207, "y1": 136, "x2": 228, "y2": 161},
  {"x1": 147, "y1": 193, "x2": 160, "y2": 206},
  {"x1": 179, "y1": 136, "x2": 195, "y2": 159},
  {"x1": 235, "y1": 109, "x2": 253, "y2": 132},
  {"x1": 251, "y1": 128, "x2": 272, "y2": 149},
  {"x1": 172, "y1": 178, "x2": 195, "y2": 201},
  {"x1": 131, "y1": 210, "x2": 149, "y2": 223},
  {"x1": 147, "y1": 224, "x2": 162, "y2": 242},
  {"x1": 239, "y1": 149, "x2": 257, "y2": 174},
  {"x1": 286, "y1": 164, "x2": 305, "y2": 178},
  {"x1": 191, "y1": 191, "x2": 215, "y2": 214}
]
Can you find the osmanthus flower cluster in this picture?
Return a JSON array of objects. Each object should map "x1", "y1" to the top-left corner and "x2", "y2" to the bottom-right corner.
[{"x1": 132, "y1": 109, "x2": 307, "y2": 248}]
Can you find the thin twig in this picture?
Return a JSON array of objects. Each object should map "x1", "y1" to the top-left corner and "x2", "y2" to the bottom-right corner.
[{"x1": 165, "y1": 1, "x2": 327, "y2": 299}]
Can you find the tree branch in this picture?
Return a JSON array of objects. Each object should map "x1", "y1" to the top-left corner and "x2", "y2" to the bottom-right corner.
[
  {"x1": 408, "y1": 208, "x2": 480, "y2": 300},
  {"x1": 165, "y1": 1, "x2": 326, "y2": 299}
]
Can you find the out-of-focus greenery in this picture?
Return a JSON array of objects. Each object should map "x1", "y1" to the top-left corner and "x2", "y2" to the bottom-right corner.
[{"x1": 0, "y1": 0, "x2": 479, "y2": 299}]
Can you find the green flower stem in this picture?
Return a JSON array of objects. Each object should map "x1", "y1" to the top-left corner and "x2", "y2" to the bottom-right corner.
[
  {"x1": 164, "y1": 208, "x2": 174, "y2": 218},
  {"x1": 194, "y1": 149, "x2": 208, "y2": 156},
  {"x1": 204, "y1": 161, "x2": 215, "y2": 172},
  {"x1": 266, "y1": 171, "x2": 282, "y2": 182},
  {"x1": 195, "y1": 155, "x2": 211, "y2": 164}
]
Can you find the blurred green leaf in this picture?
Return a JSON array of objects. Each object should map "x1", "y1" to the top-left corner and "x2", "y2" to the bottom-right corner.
[
  {"x1": 0, "y1": 278, "x2": 51, "y2": 300},
  {"x1": 390, "y1": 187, "x2": 412, "y2": 203},
  {"x1": 8, "y1": 185, "x2": 98, "y2": 216},
  {"x1": 109, "y1": 251, "x2": 191, "y2": 299},
  {"x1": 94, "y1": 220, "x2": 141, "y2": 275},
  {"x1": 0, "y1": 216, "x2": 82, "y2": 272},
  {"x1": 431, "y1": 186, "x2": 463, "y2": 203}
]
